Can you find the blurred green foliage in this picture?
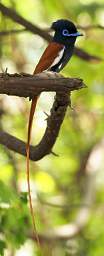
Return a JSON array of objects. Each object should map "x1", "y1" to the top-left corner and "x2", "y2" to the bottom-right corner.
[{"x1": 0, "y1": 0, "x2": 104, "y2": 255}]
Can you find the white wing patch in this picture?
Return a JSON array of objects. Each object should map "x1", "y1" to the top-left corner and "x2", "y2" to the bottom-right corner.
[{"x1": 49, "y1": 46, "x2": 65, "y2": 69}]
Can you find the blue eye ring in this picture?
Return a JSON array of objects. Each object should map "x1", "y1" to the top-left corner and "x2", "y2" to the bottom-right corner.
[
  {"x1": 62, "y1": 30, "x2": 83, "y2": 37},
  {"x1": 62, "y1": 29, "x2": 69, "y2": 36}
]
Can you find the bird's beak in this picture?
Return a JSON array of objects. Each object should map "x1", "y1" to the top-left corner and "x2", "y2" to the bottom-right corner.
[{"x1": 76, "y1": 31, "x2": 83, "y2": 36}]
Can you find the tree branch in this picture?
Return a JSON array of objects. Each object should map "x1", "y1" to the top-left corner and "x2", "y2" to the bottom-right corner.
[
  {"x1": 0, "y1": 94, "x2": 69, "y2": 161},
  {"x1": 0, "y1": 72, "x2": 84, "y2": 161},
  {"x1": 74, "y1": 47, "x2": 102, "y2": 62},
  {"x1": 0, "y1": 3, "x2": 102, "y2": 62},
  {"x1": 0, "y1": 72, "x2": 83, "y2": 98}
]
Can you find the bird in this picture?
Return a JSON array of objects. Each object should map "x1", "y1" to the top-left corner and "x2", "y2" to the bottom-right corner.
[{"x1": 26, "y1": 19, "x2": 83, "y2": 246}]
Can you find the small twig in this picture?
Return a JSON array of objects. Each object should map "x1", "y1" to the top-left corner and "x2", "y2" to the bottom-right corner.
[
  {"x1": 50, "y1": 151, "x2": 59, "y2": 157},
  {"x1": 4, "y1": 67, "x2": 8, "y2": 74},
  {"x1": 77, "y1": 24, "x2": 104, "y2": 30},
  {"x1": 0, "y1": 28, "x2": 26, "y2": 36},
  {"x1": 38, "y1": 194, "x2": 90, "y2": 209},
  {"x1": 44, "y1": 111, "x2": 50, "y2": 121},
  {"x1": 44, "y1": 111, "x2": 49, "y2": 118}
]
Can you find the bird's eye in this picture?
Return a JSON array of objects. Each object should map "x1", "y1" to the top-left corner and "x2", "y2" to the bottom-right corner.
[{"x1": 62, "y1": 29, "x2": 69, "y2": 36}]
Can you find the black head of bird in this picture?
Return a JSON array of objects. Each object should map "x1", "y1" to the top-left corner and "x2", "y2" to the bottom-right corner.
[{"x1": 51, "y1": 19, "x2": 83, "y2": 47}]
